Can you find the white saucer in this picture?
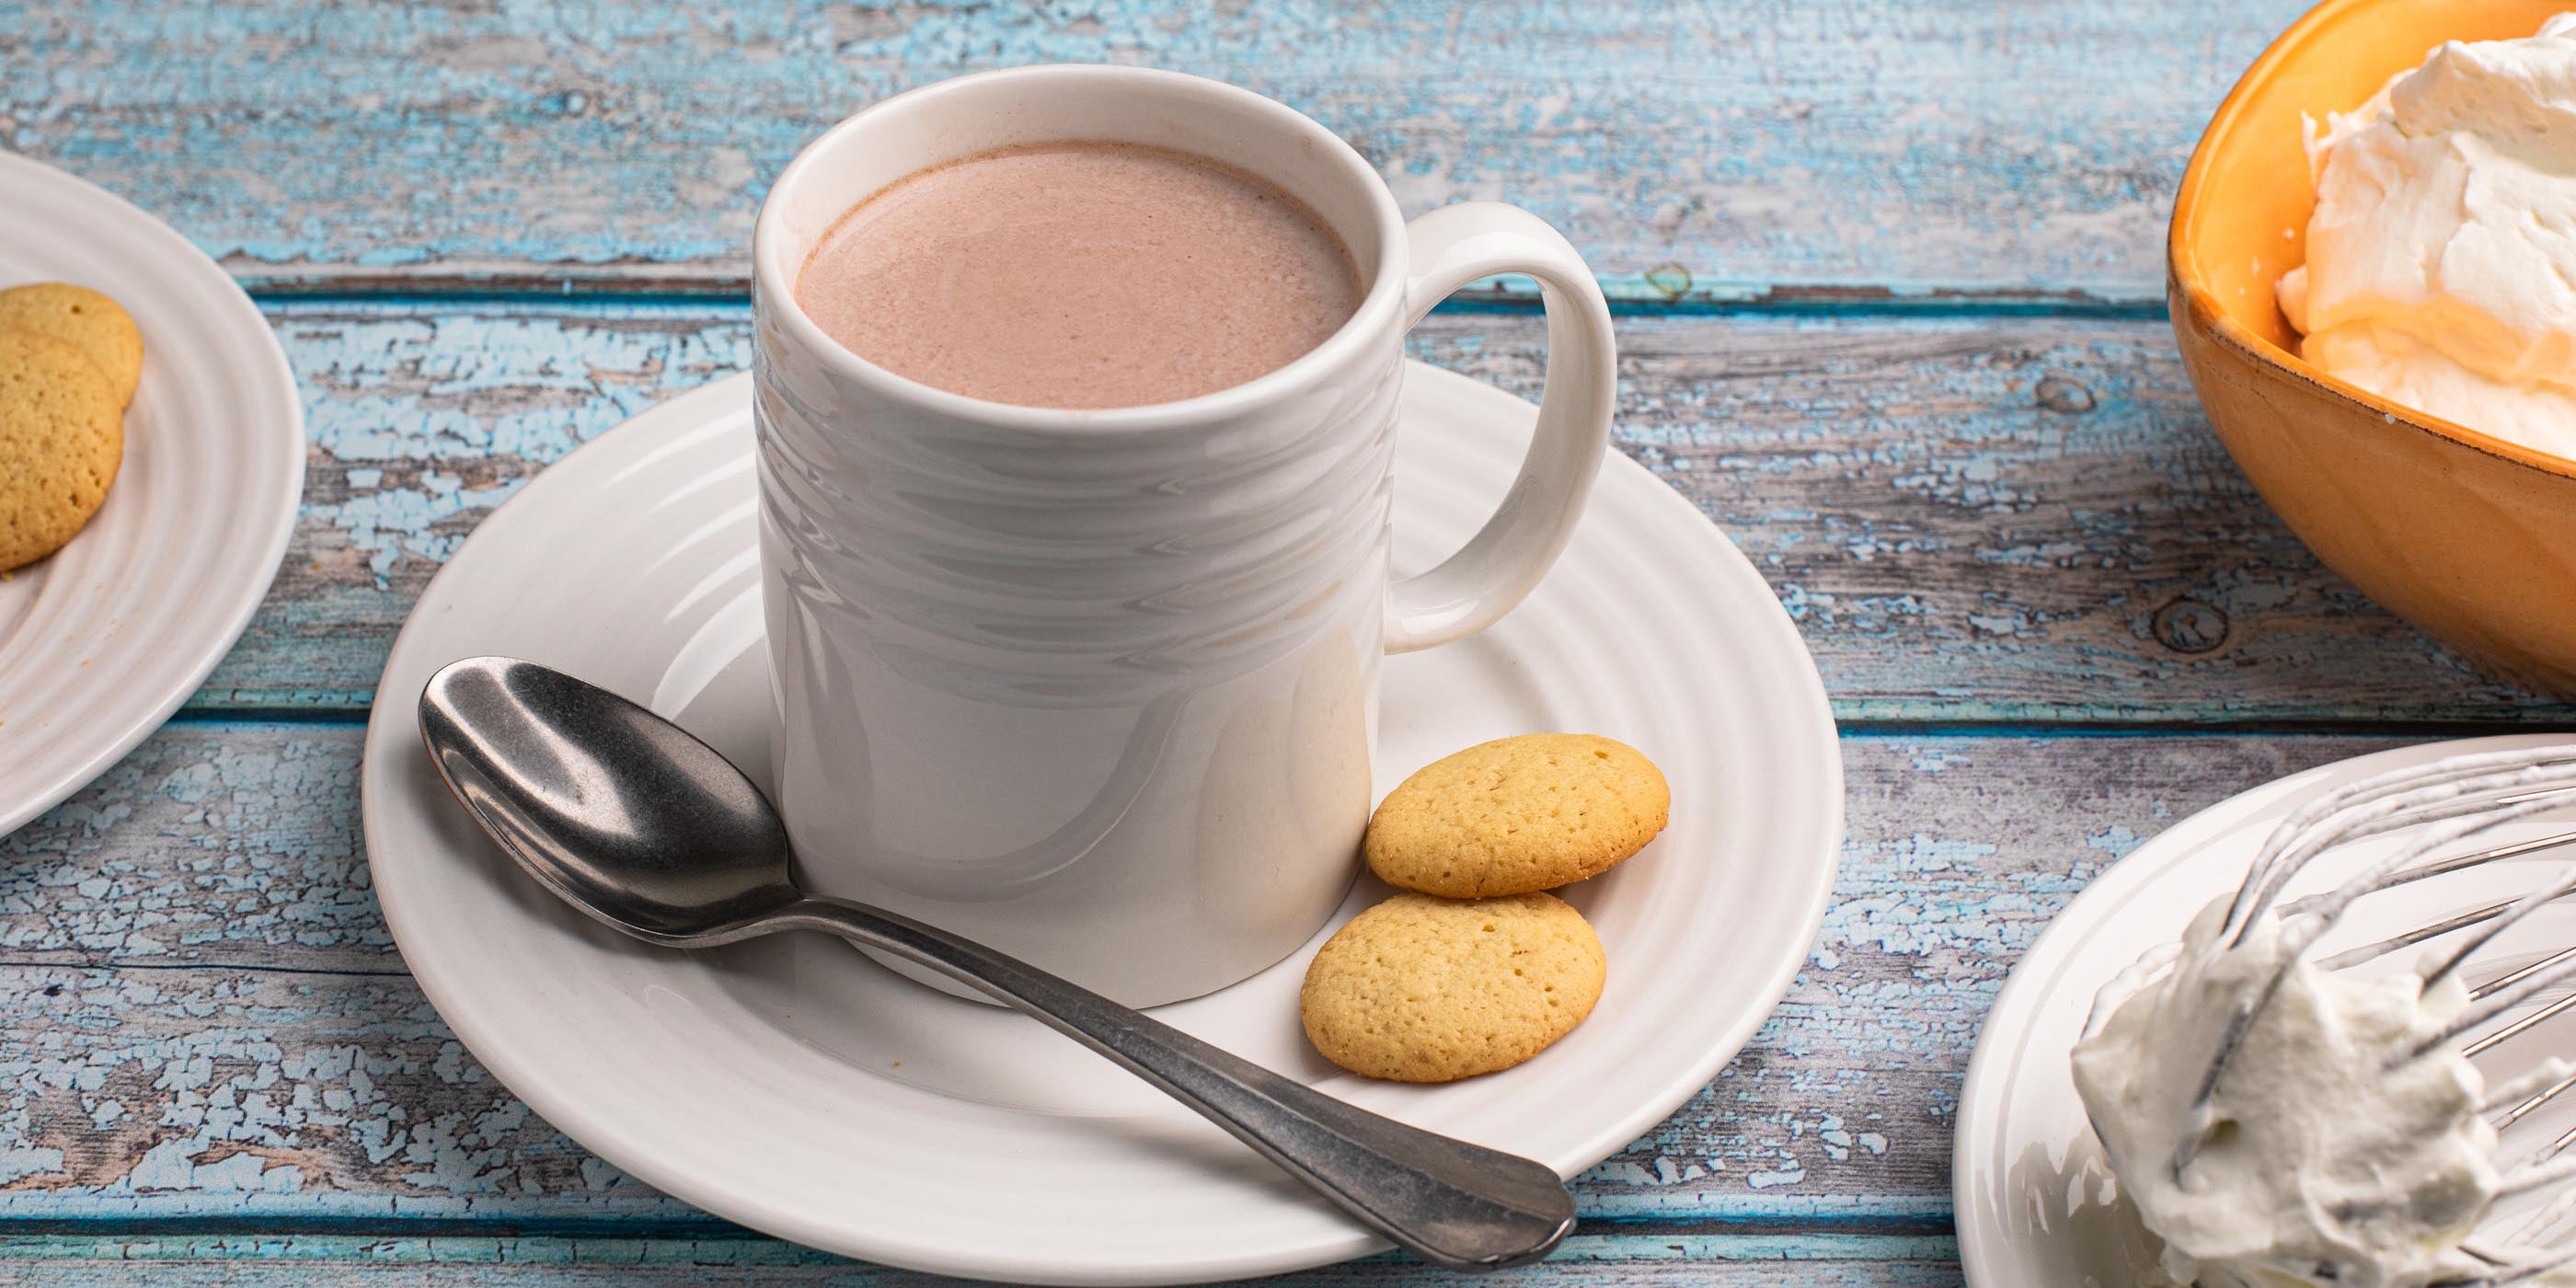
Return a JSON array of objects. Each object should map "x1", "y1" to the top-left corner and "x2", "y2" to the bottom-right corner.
[
  {"x1": 0, "y1": 154, "x2": 304, "y2": 834},
  {"x1": 360, "y1": 364, "x2": 1842, "y2": 1284},
  {"x1": 1957, "y1": 734, "x2": 2576, "y2": 1287}
]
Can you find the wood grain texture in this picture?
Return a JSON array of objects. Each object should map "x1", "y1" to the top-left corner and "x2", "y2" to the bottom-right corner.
[
  {"x1": 201, "y1": 303, "x2": 2570, "y2": 722},
  {"x1": 0, "y1": 1234, "x2": 1964, "y2": 1286},
  {"x1": 0, "y1": 720, "x2": 2403, "y2": 1229},
  {"x1": 13, "y1": 4, "x2": 2536, "y2": 1283},
  {"x1": 0, "y1": 0, "x2": 2310, "y2": 303}
]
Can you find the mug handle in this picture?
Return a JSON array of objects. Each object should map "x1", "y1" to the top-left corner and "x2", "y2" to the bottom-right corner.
[{"x1": 1385, "y1": 202, "x2": 1618, "y2": 654}]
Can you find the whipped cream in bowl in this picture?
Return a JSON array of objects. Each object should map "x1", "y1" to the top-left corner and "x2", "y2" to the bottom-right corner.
[
  {"x1": 2074, "y1": 899, "x2": 2510, "y2": 1288},
  {"x1": 2278, "y1": 15, "x2": 2576, "y2": 460}
]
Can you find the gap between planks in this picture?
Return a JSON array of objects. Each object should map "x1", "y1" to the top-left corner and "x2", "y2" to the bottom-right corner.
[
  {"x1": 0, "y1": 1231, "x2": 1964, "y2": 1279},
  {"x1": 0, "y1": 1213, "x2": 1955, "y2": 1244},
  {"x1": 164, "y1": 706, "x2": 2576, "y2": 737},
  {"x1": 235, "y1": 280, "x2": 2169, "y2": 321}
]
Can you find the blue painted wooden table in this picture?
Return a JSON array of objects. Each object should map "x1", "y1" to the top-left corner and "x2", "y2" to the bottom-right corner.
[{"x1": 5, "y1": 2, "x2": 2565, "y2": 1282}]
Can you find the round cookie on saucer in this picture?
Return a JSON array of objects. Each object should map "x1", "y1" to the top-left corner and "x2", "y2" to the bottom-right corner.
[
  {"x1": 1300, "y1": 891, "x2": 1605, "y2": 1083},
  {"x1": 1366, "y1": 733, "x2": 1670, "y2": 898},
  {"x1": 0, "y1": 283, "x2": 144, "y2": 408},
  {"x1": 0, "y1": 328, "x2": 125, "y2": 571}
]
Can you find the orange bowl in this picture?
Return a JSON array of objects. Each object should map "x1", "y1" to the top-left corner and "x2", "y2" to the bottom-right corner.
[{"x1": 2172, "y1": 0, "x2": 2576, "y2": 696}]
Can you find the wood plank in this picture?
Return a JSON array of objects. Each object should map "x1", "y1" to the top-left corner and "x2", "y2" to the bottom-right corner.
[
  {"x1": 0, "y1": 1233, "x2": 1963, "y2": 1285},
  {"x1": 203, "y1": 303, "x2": 2571, "y2": 722},
  {"x1": 0, "y1": 719, "x2": 2404, "y2": 1225},
  {"x1": 6, "y1": 0, "x2": 2310, "y2": 303}
]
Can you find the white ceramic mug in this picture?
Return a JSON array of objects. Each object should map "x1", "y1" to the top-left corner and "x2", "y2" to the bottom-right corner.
[{"x1": 753, "y1": 65, "x2": 1615, "y2": 1007}]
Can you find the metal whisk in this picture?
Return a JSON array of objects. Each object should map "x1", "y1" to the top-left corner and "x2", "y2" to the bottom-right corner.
[{"x1": 2082, "y1": 743, "x2": 2576, "y2": 1287}]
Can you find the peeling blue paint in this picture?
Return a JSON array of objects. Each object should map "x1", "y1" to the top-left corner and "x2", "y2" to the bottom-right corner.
[
  {"x1": 20, "y1": 723, "x2": 2347, "y2": 1240},
  {"x1": 157, "y1": 302, "x2": 2576, "y2": 722},
  {"x1": 0, "y1": 1, "x2": 2554, "y2": 1274},
  {"x1": 16, "y1": 0, "x2": 2313, "y2": 304}
]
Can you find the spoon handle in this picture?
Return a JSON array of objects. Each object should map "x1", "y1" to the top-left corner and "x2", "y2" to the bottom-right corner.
[{"x1": 772, "y1": 896, "x2": 1577, "y2": 1271}]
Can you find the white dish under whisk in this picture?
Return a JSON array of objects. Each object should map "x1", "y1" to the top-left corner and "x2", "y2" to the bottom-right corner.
[{"x1": 1959, "y1": 736, "x2": 2576, "y2": 1288}]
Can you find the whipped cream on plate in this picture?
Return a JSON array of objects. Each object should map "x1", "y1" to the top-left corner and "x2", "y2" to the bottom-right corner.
[
  {"x1": 2072, "y1": 896, "x2": 2503, "y2": 1288},
  {"x1": 2277, "y1": 16, "x2": 2576, "y2": 460}
]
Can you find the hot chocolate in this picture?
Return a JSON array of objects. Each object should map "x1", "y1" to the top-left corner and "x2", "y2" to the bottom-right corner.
[{"x1": 794, "y1": 142, "x2": 1361, "y2": 409}]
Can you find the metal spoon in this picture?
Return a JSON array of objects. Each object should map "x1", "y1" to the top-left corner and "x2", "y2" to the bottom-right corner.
[{"x1": 416, "y1": 655, "x2": 1577, "y2": 1271}]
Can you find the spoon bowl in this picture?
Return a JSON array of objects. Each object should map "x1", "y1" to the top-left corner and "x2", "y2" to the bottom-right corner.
[{"x1": 420, "y1": 658, "x2": 802, "y2": 941}]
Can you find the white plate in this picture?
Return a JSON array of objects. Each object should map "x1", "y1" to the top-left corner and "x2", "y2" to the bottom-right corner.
[
  {"x1": 0, "y1": 154, "x2": 304, "y2": 834},
  {"x1": 360, "y1": 364, "x2": 1842, "y2": 1284},
  {"x1": 1957, "y1": 734, "x2": 2576, "y2": 1287}
]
